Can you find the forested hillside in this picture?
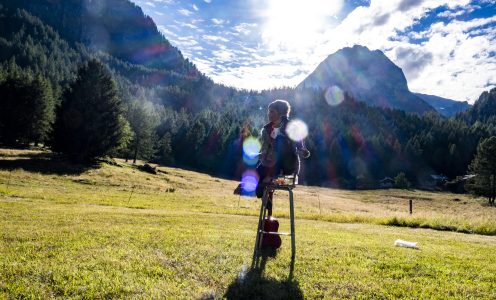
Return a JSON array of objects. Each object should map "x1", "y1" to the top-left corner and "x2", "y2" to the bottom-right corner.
[
  {"x1": 1, "y1": 0, "x2": 193, "y2": 72},
  {"x1": 0, "y1": 0, "x2": 495, "y2": 189}
]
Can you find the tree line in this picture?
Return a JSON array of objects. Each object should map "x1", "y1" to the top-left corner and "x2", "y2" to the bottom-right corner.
[{"x1": 1, "y1": 59, "x2": 495, "y2": 188}]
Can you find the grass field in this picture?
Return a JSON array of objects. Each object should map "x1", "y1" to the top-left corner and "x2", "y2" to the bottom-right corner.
[{"x1": 1, "y1": 148, "x2": 495, "y2": 299}]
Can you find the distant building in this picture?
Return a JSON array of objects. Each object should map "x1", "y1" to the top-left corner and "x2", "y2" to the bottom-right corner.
[
  {"x1": 462, "y1": 174, "x2": 476, "y2": 181},
  {"x1": 417, "y1": 173, "x2": 449, "y2": 191},
  {"x1": 445, "y1": 174, "x2": 477, "y2": 194},
  {"x1": 430, "y1": 174, "x2": 448, "y2": 186}
]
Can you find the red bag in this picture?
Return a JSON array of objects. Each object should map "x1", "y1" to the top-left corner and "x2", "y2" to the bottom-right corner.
[{"x1": 262, "y1": 217, "x2": 282, "y2": 249}]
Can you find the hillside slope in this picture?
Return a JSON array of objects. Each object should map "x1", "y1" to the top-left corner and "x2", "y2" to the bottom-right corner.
[{"x1": 1, "y1": 0, "x2": 196, "y2": 74}]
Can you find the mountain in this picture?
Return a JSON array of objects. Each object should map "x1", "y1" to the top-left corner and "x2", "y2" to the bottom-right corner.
[
  {"x1": 0, "y1": 1, "x2": 235, "y2": 112},
  {"x1": 414, "y1": 93, "x2": 471, "y2": 117},
  {"x1": 1, "y1": 0, "x2": 197, "y2": 75},
  {"x1": 459, "y1": 87, "x2": 496, "y2": 124},
  {"x1": 297, "y1": 45, "x2": 435, "y2": 114}
]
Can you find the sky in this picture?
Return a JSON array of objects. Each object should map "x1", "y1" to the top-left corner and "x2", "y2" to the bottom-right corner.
[{"x1": 131, "y1": 0, "x2": 495, "y2": 103}]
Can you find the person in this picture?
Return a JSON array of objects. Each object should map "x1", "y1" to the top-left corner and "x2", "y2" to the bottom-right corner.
[{"x1": 255, "y1": 99, "x2": 310, "y2": 216}]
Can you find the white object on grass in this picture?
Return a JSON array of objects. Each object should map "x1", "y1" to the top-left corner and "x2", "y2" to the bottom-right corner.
[
  {"x1": 238, "y1": 264, "x2": 247, "y2": 283},
  {"x1": 394, "y1": 239, "x2": 419, "y2": 249}
]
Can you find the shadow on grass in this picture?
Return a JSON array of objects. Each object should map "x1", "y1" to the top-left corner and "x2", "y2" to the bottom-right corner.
[
  {"x1": 0, "y1": 152, "x2": 96, "y2": 175},
  {"x1": 224, "y1": 248, "x2": 304, "y2": 300}
]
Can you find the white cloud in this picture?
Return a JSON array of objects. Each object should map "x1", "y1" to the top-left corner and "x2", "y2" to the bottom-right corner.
[
  {"x1": 192, "y1": 4, "x2": 199, "y2": 11},
  {"x1": 391, "y1": 45, "x2": 433, "y2": 79},
  {"x1": 214, "y1": 50, "x2": 236, "y2": 62},
  {"x1": 174, "y1": 36, "x2": 200, "y2": 47},
  {"x1": 209, "y1": 63, "x2": 306, "y2": 90},
  {"x1": 397, "y1": 0, "x2": 423, "y2": 12},
  {"x1": 211, "y1": 18, "x2": 226, "y2": 25},
  {"x1": 404, "y1": 16, "x2": 496, "y2": 102},
  {"x1": 157, "y1": 25, "x2": 178, "y2": 38},
  {"x1": 178, "y1": 8, "x2": 193, "y2": 16},
  {"x1": 233, "y1": 23, "x2": 257, "y2": 35},
  {"x1": 437, "y1": 10, "x2": 465, "y2": 18},
  {"x1": 203, "y1": 35, "x2": 229, "y2": 42},
  {"x1": 193, "y1": 58, "x2": 216, "y2": 74},
  {"x1": 204, "y1": 0, "x2": 212, "y2": 3},
  {"x1": 183, "y1": 23, "x2": 198, "y2": 29},
  {"x1": 137, "y1": 0, "x2": 494, "y2": 101},
  {"x1": 145, "y1": 1, "x2": 155, "y2": 7}
]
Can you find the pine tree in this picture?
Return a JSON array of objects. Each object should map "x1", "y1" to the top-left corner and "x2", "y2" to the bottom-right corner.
[
  {"x1": 466, "y1": 136, "x2": 496, "y2": 205},
  {"x1": 0, "y1": 74, "x2": 30, "y2": 145},
  {"x1": 29, "y1": 74, "x2": 55, "y2": 145},
  {"x1": 0, "y1": 72, "x2": 54, "y2": 146},
  {"x1": 394, "y1": 172, "x2": 410, "y2": 189},
  {"x1": 125, "y1": 100, "x2": 158, "y2": 163},
  {"x1": 51, "y1": 59, "x2": 128, "y2": 161}
]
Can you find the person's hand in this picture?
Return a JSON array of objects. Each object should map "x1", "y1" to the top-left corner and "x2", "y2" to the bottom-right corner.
[
  {"x1": 299, "y1": 148, "x2": 310, "y2": 158},
  {"x1": 263, "y1": 176, "x2": 272, "y2": 183}
]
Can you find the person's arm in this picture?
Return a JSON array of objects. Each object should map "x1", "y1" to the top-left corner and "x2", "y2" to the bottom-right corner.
[{"x1": 296, "y1": 139, "x2": 310, "y2": 158}]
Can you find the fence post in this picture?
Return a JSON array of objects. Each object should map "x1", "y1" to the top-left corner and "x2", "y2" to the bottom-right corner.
[{"x1": 409, "y1": 199, "x2": 413, "y2": 215}]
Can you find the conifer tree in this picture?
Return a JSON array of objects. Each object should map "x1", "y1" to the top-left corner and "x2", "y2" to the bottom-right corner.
[
  {"x1": 29, "y1": 74, "x2": 55, "y2": 145},
  {"x1": 125, "y1": 100, "x2": 158, "y2": 163},
  {"x1": 0, "y1": 72, "x2": 54, "y2": 146},
  {"x1": 466, "y1": 136, "x2": 496, "y2": 205},
  {"x1": 394, "y1": 172, "x2": 410, "y2": 189},
  {"x1": 52, "y1": 59, "x2": 128, "y2": 161}
]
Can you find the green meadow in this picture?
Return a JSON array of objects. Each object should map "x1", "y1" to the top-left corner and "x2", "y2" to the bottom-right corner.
[{"x1": 1, "y1": 149, "x2": 495, "y2": 299}]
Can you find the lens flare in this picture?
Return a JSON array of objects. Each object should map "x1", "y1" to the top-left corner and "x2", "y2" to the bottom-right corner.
[
  {"x1": 241, "y1": 170, "x2": 259, "y2": 193},
  {"x1": 243, "y1": 153, "x2": 258, "y2": 166},
  {"x1": 243, "y1": 137, "x2": 261, "y2": 157},
  {"x1": 242, "y1": 137, "x2": 261, "y2": 166},
  {"x1": 286, "y1": 119, "x2": 308, "y2": 142},
  {"x1": 325, "y1": 85, "x2": 345, "y2": 106}
]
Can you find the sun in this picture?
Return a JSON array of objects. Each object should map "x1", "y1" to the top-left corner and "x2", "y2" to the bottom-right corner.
[{"x1": 261, "y1": 0, "x2": 343, "y2": 50}]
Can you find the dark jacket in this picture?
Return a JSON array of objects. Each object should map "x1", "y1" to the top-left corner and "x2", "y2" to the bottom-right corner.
[{"x1": 258, "y1": 116, "x2": 306, "y2": 175}]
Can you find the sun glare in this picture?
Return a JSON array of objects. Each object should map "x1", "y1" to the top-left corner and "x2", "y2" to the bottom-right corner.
[
  {"x1": 261, "y1": 0, "x2": 343, "y2": 50},
  {"x1": 286, "y1": 119, "x2": 308, "y2": 141}
]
